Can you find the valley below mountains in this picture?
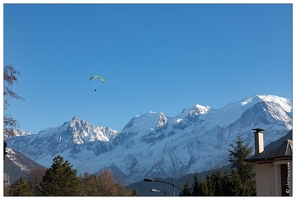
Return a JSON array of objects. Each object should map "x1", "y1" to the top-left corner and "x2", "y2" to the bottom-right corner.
[{"x1": 5, "y1": 94, "x2": 292, "y2": 185}]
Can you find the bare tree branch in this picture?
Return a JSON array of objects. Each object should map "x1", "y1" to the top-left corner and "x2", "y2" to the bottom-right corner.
[{"x1": 3, "y1": 65, "x2": 24, "y2": 133}]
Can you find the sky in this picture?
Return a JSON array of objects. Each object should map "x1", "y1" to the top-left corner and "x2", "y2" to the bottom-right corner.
[{"x1": 2, "y1": 3, "x2": 293, "y2": 133}]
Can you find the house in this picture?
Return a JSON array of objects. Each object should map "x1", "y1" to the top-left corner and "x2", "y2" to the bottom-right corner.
[
  {"x1": 244, "y1": 128, "x2": 292, "y2": 196},
  {"x1": 4, "y1": 173, "x2": 10, "y2": 186},
  {"x1": 3, "y1": 141, "x2": 10, "y2": 186}
]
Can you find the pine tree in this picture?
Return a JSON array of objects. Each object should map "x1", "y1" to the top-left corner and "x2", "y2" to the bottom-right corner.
[
  {"x1": 221, "y1": 170, "x2": 232, "y2": 196},
  {"x1": 9, "y1": 177, "x2": 35, "y2": 196},
  {"x1": 191, "y1": 173, "x2": 201, "y2": 196},
  {"x1": 180, "y1": 178, "x2": 192, "y2": 196},
  {"x1": 39, "y1": 155, "x2": 82, "y2": 196},
  {"x1": 211, "y1": 169, "x2": 224, "y2": 196},
  {"x1": 230, "y1": 169, "x2": 244, "y2": 196},
  {"x1": 228, "y1": 135, "x2": 256, "y2": 196},
  {"x1": 200, "y1": 174, "x2": 215, "y2": 196}
]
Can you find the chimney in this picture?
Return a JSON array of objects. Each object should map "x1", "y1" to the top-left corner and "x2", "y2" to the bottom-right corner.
[{"x1": 253, "y1": 128, "x2": 264, "y2": 154}]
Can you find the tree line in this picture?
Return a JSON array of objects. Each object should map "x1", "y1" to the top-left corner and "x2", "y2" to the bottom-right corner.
[
  {"x1": 179, "y1": 135, "x2": 256, "y2": 196},
  {"x1": 4, "y1": 135, "x2": 255, "y2": 196},
  {"x1": 4, "y1": 155, "x2": 138, "y2": 196}
]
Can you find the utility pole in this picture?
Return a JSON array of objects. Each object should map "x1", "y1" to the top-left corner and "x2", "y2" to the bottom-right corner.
[{"x1": 172, "y1": 177, "x2": 175, "y2": 196}]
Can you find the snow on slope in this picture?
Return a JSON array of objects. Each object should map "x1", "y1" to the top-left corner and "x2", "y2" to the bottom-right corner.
[
  {"x1": 5, "y1": 94, "x2": 292, "y2": 184},
  {"x1": 6, "y1": 148, "x2": 30, "y2": 171}
]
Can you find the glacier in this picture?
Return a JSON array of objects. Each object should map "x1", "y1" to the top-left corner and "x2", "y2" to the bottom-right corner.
[{"x1": 5, "y1": 94, "x2": 292, "y2": 185}]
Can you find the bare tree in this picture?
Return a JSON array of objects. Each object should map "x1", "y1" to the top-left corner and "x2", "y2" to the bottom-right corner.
[
  {"x1": 96, "y1": 170, "x2": 132, "y2": 196},
  {"x1": 3, "y1": 65, "x2": 24, "y2": 135},
  {"x1": 97, "y1": 170, "x2": 117, "y2": 196}
]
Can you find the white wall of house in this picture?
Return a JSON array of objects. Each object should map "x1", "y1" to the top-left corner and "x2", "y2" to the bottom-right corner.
[
  {"x1": 255, "y1": 163, "x2": 275, "y2": 196},
  {"x1": 255, "y1": 159, "x2": 292, "y2": 196}
]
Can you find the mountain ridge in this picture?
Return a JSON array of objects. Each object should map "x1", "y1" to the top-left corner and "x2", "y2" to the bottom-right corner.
[
  {"x1": 5, "y1": 94, "x2": 292, "y2": 185},
  {"x1": 4, "y1": 147, "x2": 47, "y2": 184}
]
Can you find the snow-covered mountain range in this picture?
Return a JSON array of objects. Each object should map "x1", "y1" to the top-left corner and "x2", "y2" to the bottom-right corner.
[{"x1": 5, "y1": 94, "x2": 292, "y2": 184}]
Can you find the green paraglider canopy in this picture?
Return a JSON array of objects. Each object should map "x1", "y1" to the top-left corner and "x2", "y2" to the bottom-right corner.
[{"x1": 90, "y1": 75, "x2": 105, "y2": 83}]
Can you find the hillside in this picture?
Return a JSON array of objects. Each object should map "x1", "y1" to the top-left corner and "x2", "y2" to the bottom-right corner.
[{"x1": 4, "y1": 147, "x2": 47, "y2": 184}]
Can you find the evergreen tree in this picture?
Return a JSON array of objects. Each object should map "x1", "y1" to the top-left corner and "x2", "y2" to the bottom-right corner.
[
  {"x1": 211, "y1": 169, "x2": 224, "y2": 196},
  {"x1": 191, "y1": 170, "x2": 232, "y2": 196},
  {"x1": 228, "y1": 135, "x2": 256, "y2": 195},
  {"x1": 200, "y1": 174, "x2": 215, "y2": 196},
  {"x1": 228, "y1": 135, "x2": 255, "y2": 180},
  {"x1": 180, "y1": 178, "x2": 192, "y2": 196},
  {"x1": 230, "y1": 169, "x2": 244, "y2": 196},
  {"x1": 191, "y1": 173, "x2": 201, "y2": 196},
  {"x1": 39, "y1": 155, "x2": 82, "y2": 196},
  {"x1": 9, "y1": 177, "x2": 35, "y2": 196},
  {"x1": 221, "y1": 170, "x2": 232, "y2": 196}
]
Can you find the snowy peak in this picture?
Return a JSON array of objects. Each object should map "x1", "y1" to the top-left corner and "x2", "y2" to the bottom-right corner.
[
  {"x1": 189, "y1": 104, "x2": 211, "y2": 117},
  {"x1": 240, "y1": 95, "x2": 291, "y2": 111},
  {"x1": 240, "y1": 95, "x2": 262, "y2": 106},
  {"x1": 253, "y1": 100, "x2": 292, "y2": 128},
  {"x1": 34, "y1": 116, "x2": 120, "y2": 145},
  {"x1": 123, "y1": 111, "x2": 168, "y2": 132},
  {"x1": 70, "y1": 116, "x2": 92, "y2": 143},
  {"x1": 177, "y1": 104, "x2": 210, "y2": 119},
  {"x1": 239, "y1": 95, "x2": 292, "y2": 124},
  {"x1": 257, "y1": 95, "x2": 292, "y2": 113},
  {"x1": 156, "y1": 112, "x2": 168, "y2": 130},
  {"x1": 68, "y1": 116, "x2": 119, "y2": 143},
  {"x1": 4, "y1": 129, "x2": 36, "y2": 139}
]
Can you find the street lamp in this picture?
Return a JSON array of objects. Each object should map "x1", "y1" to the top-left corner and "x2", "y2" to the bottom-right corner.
[
  {"x1": 150, "y1": 189, "x2": 169, "y2": 196},
  {"x1": 143, "y1": 178, "x2": 183, "y2": 196}
]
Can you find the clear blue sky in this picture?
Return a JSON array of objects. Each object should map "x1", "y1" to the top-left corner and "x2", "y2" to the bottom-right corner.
[{"x1": 3, "y1": 4, "x2": 292, "y2": 133}]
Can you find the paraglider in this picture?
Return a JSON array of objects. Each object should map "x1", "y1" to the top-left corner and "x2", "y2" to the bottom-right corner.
[
  {"x1": 90, "y1": 75, "x2": 104, "y2": 91},
  {"x1": 90, "y1": 75, "x2": 105, "y2": 83}
]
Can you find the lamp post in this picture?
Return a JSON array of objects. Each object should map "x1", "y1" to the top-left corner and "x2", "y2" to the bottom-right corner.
[
  {"x1": 143, "y1": 178, "x2": 183, "y2": 196},
  {"x1": 150, "y1": 189, "x2": 169, "y2": 196}
]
